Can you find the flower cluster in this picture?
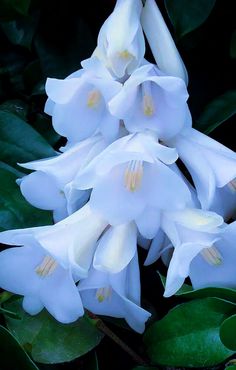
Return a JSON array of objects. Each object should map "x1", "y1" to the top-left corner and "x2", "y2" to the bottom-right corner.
[{"x1": 1, "y1": 0, "x2": 236, "y2": 333}]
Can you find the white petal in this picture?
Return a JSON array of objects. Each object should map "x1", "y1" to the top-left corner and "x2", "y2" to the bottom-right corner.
[
  {"x1": 165, "y1": 208, "x2": 224, "y2": 232},
  {"x1": 141, "y1": 0, "x2": 188, "y2": 83},
  {"x1": 46, "y1": 77, "x2": 82, "y2": 104},
  {"x1": 94, "y1": 223, "x2": 137, "y2": 273},
  {"x1": 190, "y1": 239, "x2": 236, "y2": 289},
  {"x1": 20, "y1": 171, "x2": 66, "y2": 211},
  {"x1": 135, "y1": 206, "x2": 161, "y2": 239},
  {"x1": 0, "y1": 246, "x2": 43, "y2": 296},
  {"x1": 40, "y1": 267, "x2": 84, "y2": 323},
  {"x1": 144, "y1": 229, "x2": 165, "y2": 265},
  {"x1": 23, "y1": 296, "x2": 44, "y2": 315}
]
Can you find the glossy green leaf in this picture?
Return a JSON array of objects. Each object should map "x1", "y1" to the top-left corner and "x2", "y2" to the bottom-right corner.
[
  {"x1": 0, "y1": 110, "x2": 56, "y2": 169},
  {"x1": 0, "y1": 99, "x2": 28, "y2": 120},
  {"x1": 1, "y1": 13, "x2": 38, "y2": 49},
  {"x1": 4, "y1": 299, "x2": 104, "y2": 364},
  {"x1": 0, "y1": 167, "x2": 52, "y2": 230},
  {"x1": 196, "y1": 90, "x2": 236, "y2": 134},
  {"x1": 164, "y1": 0, "x2": 216, "y2": 38},
  {"x1": 225, "y1": 365, "x2": 236, "y2": 370},
  {"x1": 144, "y1": 298, "x2": 235, "y2": 367},
  {"x1": 0, "y1": 325, "x2": 39, "y2": 370},
  {"x1": 230, "y1": 30, "x2": 236, "y2": 59},
  {"x1": 220, "y1": 314, "x2": 236, "y2": 351}
]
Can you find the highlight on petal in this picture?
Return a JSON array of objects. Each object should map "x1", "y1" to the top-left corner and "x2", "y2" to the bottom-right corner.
[{"x1": 141, "y1": 0, "x2": 188, "y2": 84}]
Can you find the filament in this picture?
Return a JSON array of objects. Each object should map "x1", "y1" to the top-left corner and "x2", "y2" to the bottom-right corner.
[
  {"x1": 35, "y1": 256, "x2": 58, "y2": 277},
  {"x1": 124, "y1": 160, "x2": 143, "y2": 192}
]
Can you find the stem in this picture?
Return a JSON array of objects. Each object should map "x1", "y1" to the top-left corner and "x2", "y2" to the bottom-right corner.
[{"x1": 88, "y1": 311, "x2": 148, "y2": 366}]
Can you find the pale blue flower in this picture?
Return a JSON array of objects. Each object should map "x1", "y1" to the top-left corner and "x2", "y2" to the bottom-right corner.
[
  {"x1": 109, "y1": 64, "x2": 191, "y2": 140},
  {"x1": 168, "y1": 127, "x2": 236, "y2": 209},
  {"x1": 45, "y1": 71, "x2": 122, "y2": 143},
  {"x1": 74, "y1": 132, "x2": 191, "y2": 237},
  {"x1": 92, "y1": 0, "x2": 145, "y2": 79},
  {"x1": 78, "y1": 252, "x2": 151, "y2": 333},
  {"x1": 0, "y1": 242, "x2": 84, "y2": 323},
  {"x1": 18, "y1": 135, "x2": 106, "y2": 221}
]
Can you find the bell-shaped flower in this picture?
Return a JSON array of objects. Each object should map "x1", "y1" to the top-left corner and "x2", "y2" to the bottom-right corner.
[
  {"x1": 168, "y1": 128, "x2": 236, "y2": 209},
  {"x1": 74, "y1": 132, "x2": 192, "y2": 238},
  {"x1": 189, "y1": 221, "x2": 236, "y2": 289},
  {"x1": 92, "y1": 0, "x2": 145, "y2": 79},
  {"x1": 161, "y1": 208, "x2": 225, "y2": 297},
  {"x1": 18, "y1": 135, "x2": 106, "y2": 221},
  {"x1": 0, "y1": 241, "x2": 84, "y2": 323},
  {"x1": 45, "y1": 70, "x2": 122, "y2": 143},
  {"x1": 109, "y1": 64, "x2": 191, "y2": 141},
  {"x1": 78, "y1": 252, "x2": 151, "y2": 333},
  {"x1": 0, "y1": 204, "x2": 107, "y2": 280},
  {"x1": 141, "y1": 0, "x2": 188, "y2": 84}
]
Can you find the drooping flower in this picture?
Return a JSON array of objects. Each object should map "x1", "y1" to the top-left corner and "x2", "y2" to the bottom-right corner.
[
  {"x1": 19, "y1": 135, "x2": 106, "y2": 221},
  {"x1": 78, "y1": 252, "x2": 151, "y2": 333},
  {"x1": 161, "y1": 208, "x2": 225, "y2": 296},
  {"x1": 74, "y1": 132, "x2": 192, "y2": 238},
  {"x1": 141, "y1": 0, "x2": 188, "y2": 84},
  {"x1": 109, "y1": 64, "x2": 191, "y2": 141},
  {"x1": 0, "y1": 242, "x2": 84, "y2": 323},
  {"x1": 189, "y1": 220, "x2": 236, "y2": 290},
  {"x1": 91, "y1": 0, "x2": 145, "y2": 79},
  {"x1": 168, "y1": 127, "x2": 236, "y2": 209},
  {"x1": 45, "y1": 70, "x2": 122, "y2": 143}
]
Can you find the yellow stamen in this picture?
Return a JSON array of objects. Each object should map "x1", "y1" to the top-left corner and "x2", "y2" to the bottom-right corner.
[
  {"x1": 87, "y1": 90, "x2": 101, "y2": 108},
  {"x1": 95, "y1": 287, "x2": 112, "y2": 303},
  {"x1": 143, "y1": 94, "x2": 154, "y2": 116},
  {"x1": 201, "y1": 246, "x2": 222, "y2": 266},
  {"x1": 119, "y1": 50, "x2": 133, "y2": 59},
  {"x1": 124, "y1": 160, "x2": 143, "y2": 192},
  {"x1": 35, "y1": 256, "x2": 58, "y2": 277}
]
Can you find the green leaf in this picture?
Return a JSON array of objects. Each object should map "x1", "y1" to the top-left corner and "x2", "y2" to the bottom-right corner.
[
  {"x1": 144, "y1": 298, "x2": 235, "y2": 367},
  {"x1": 230, "y1": 30, "x2": 236, "y2": 59},
  {"x1": 1, "y1": 13, "x2": 39, "y2": 49},
  {"x1": 0, "y1": 99, "x2": 28, "y2": 120},
  {"x1": 220, "y1": 314, "x2": 236, "y2": 351},
  {"x1": 31, "y1": 114, "x2": 60, "y2": 146},
  {"x1": 0, "y1": 110, "x2": 56, "y2": 169},
  {"x1": 0, "y1": 167, "x2": 52, "y2": 230},
  {"x1": 195, "y1": 90, "x2": 236, "y2": 134},
  {"x1": 164, "y1": 0, "x2": 216, "y2": 39},
  {"x1": 132, "y1": 367, "x2": 157, "y2": 370},
  {"x1": 0, "y1": 0, "x2": 31, "y2": 21},
  {"x1": 0, "y1": 325, "x2": 39, "y2": 370},
  {"x1": 4, "y1": 299, "x2": 104, "y2": 364}
]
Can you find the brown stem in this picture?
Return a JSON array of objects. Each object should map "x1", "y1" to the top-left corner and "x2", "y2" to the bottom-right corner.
[{"x1": 88, "y1": 311, "x2": 148, "y2": 366}]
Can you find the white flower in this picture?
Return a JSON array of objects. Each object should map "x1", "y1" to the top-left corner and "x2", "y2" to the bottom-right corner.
[
  {"x1": 93, "y1": 222, "x2": 137, "y2": 274},
  {"x1": 161, "y1": 208, "x2": 225, "y2": 296},
  {"x1": 0, "y1": 242, "x2": 84, "y2": 323},
  {"x1": 168, "y1": 128, "x2": 236, "y2": 209},
  {"x1": 92, "y1": 0, "x2": 145, "y2": 79},
  {"x1": 18, "y1": 135, "x2": 106, "y2": 221},
  {"x1": 109, "y1": 64, "x2": 191, "y2": 140},
  {"x1": 45, "y1": 70, "x2": 122, "y2": 143},
  {"x1": 74, "y1": 132, "x2": 191, "y2": 237},
  {"x1": 141, "y1": 0, "x2": 188, "y2": 84},
  {"x1": 78, "y1": 252, "x2": 151, "y2": 333},
  {"x1": 190, "y1": 221, "x2": 236, "y2": 290}
]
